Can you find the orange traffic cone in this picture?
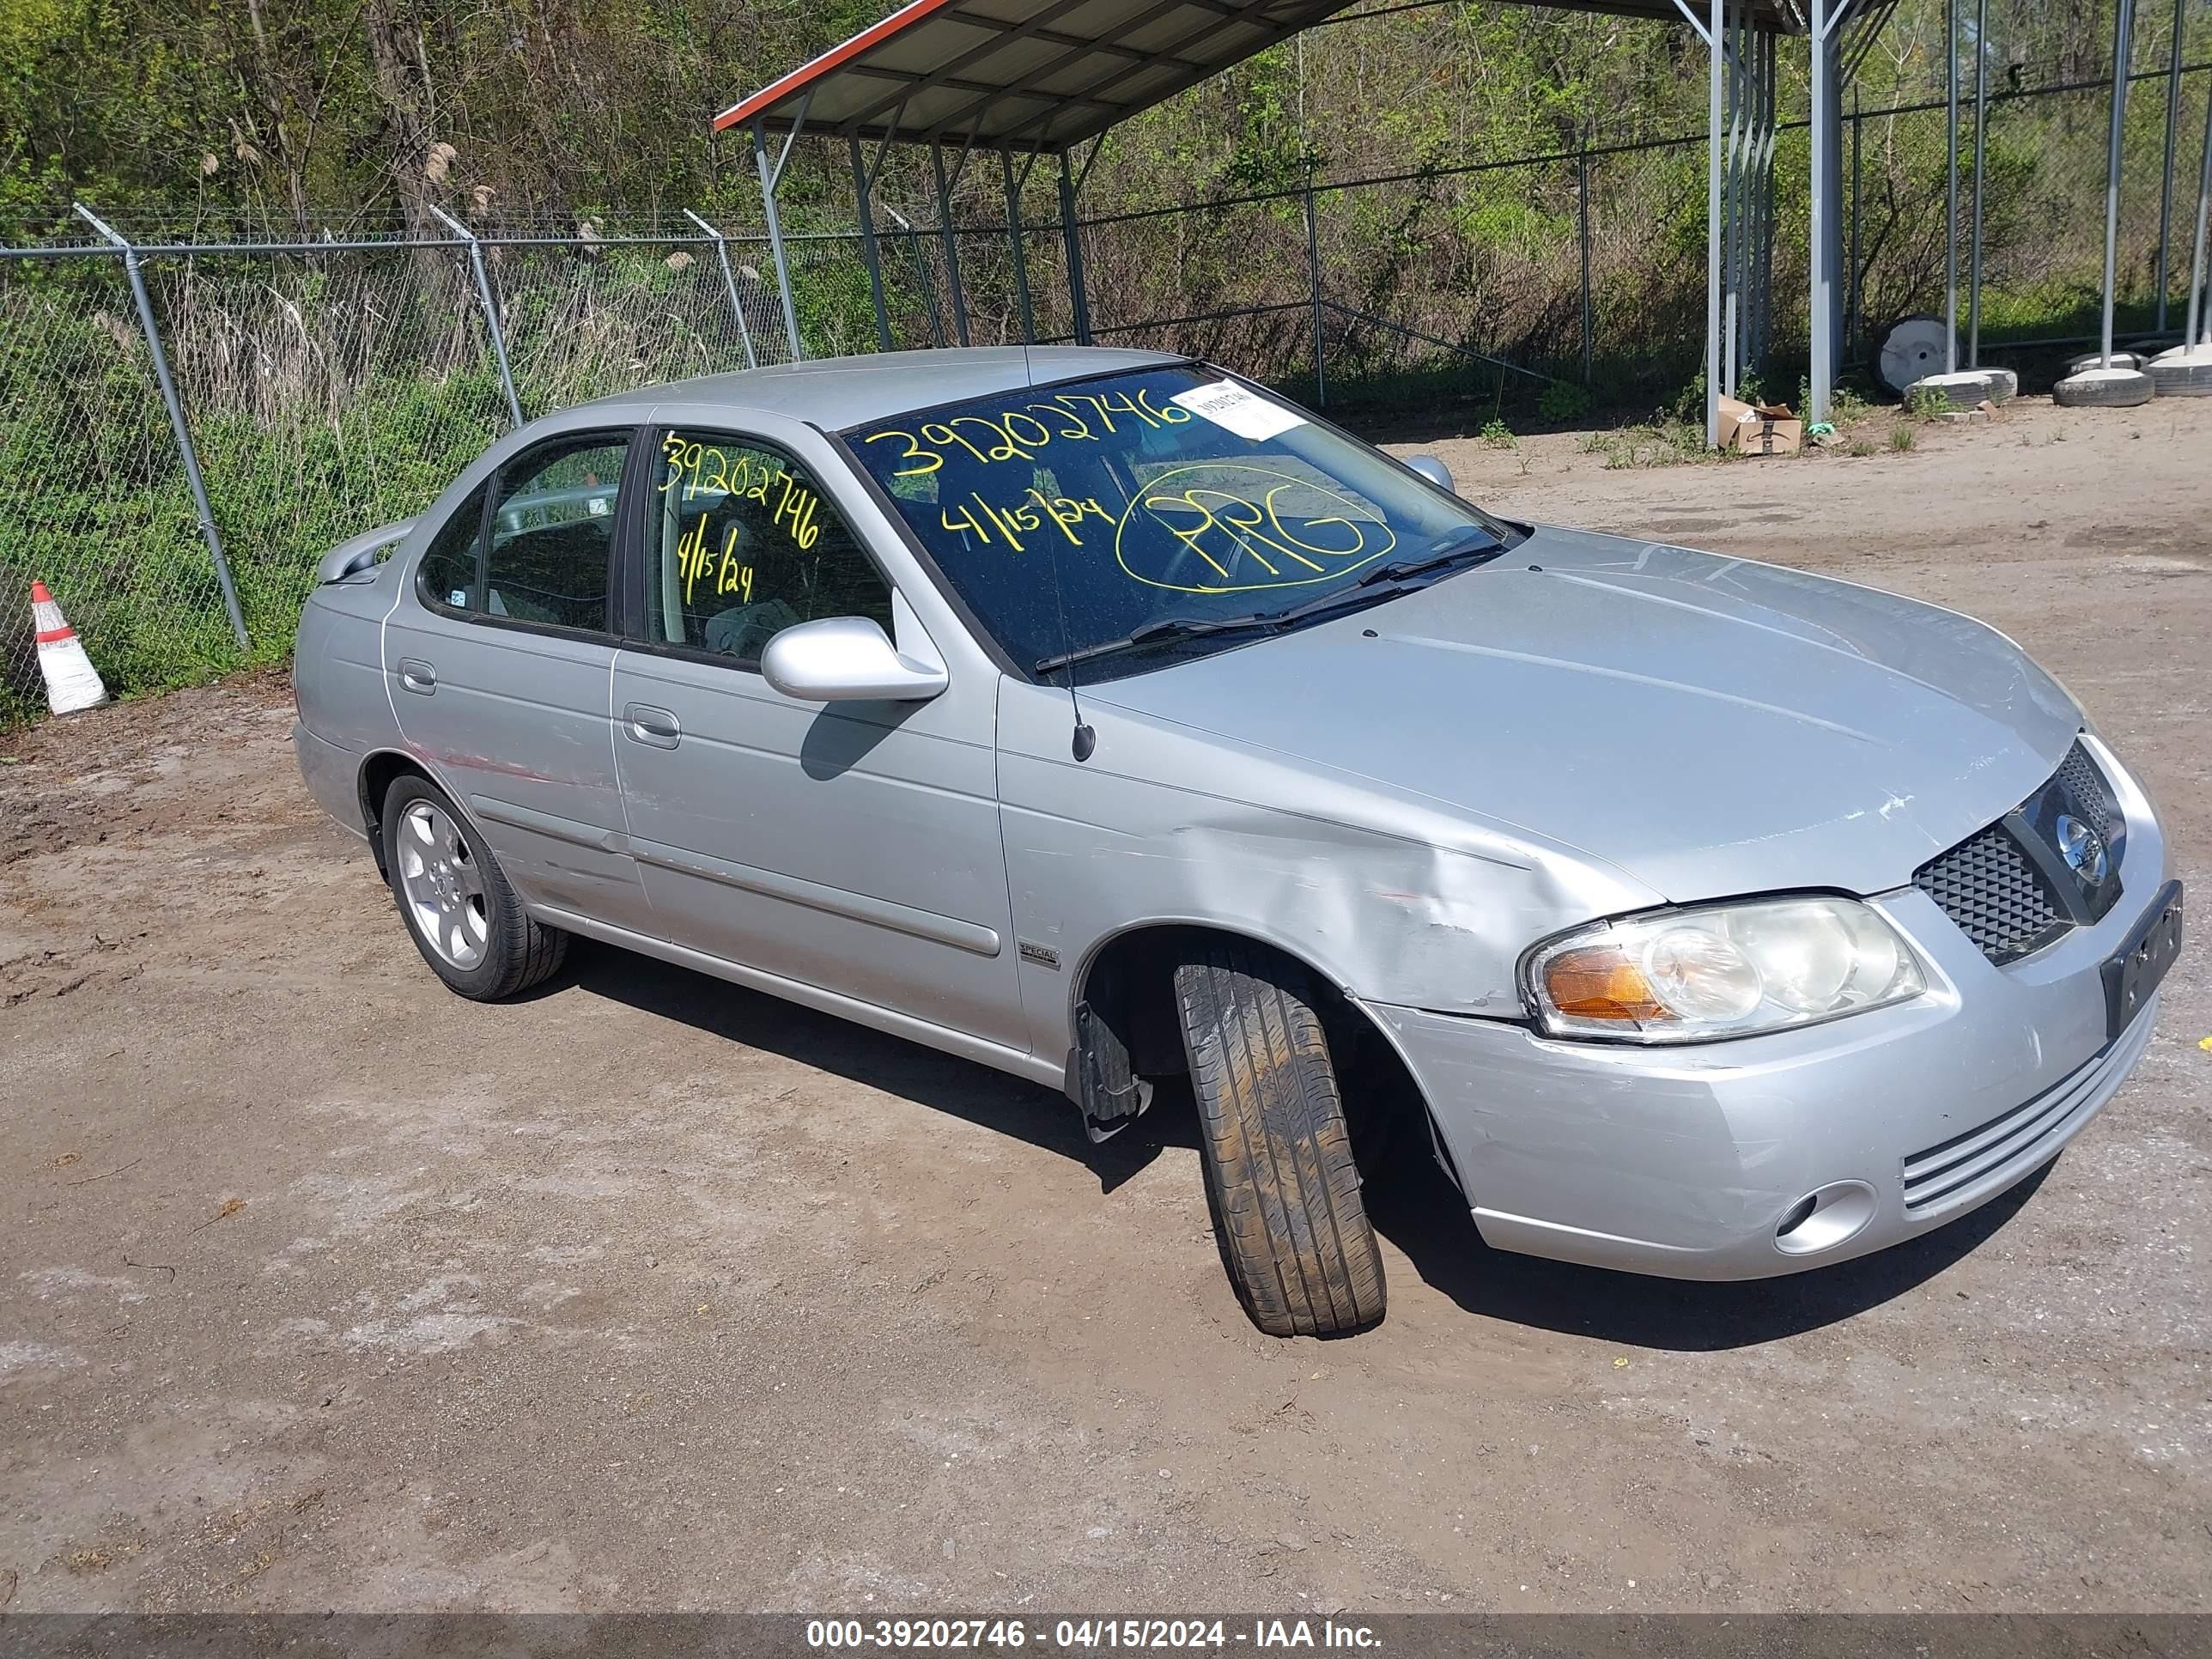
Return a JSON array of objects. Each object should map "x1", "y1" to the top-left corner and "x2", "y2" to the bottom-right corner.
[{"x1": 31, "y1": 580, "x2": 108, "y2": 714}]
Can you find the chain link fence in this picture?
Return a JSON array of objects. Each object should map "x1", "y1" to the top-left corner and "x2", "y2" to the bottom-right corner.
[{"x1": 3, "y1": 52, "x2": 2206, "y2": 723}]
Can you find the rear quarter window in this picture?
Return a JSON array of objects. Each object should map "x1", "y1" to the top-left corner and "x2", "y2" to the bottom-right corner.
[{"x1": 417, "y1": 484, "x2": 488, "y2": 611}]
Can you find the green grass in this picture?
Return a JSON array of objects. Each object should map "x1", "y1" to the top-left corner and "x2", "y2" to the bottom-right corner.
[{"x1": 1578, "y1": 416, "x2": 1711, "y2": 469}]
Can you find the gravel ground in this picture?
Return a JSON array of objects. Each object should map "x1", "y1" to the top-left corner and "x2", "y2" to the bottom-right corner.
[{"x1": 2, "y1": 396, "x2": 2207, "y2": 1615}]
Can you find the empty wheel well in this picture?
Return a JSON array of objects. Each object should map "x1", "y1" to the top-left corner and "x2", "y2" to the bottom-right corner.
[{"x1": 1074, "y1": 925, "x2": 1442, "y2": 1181}]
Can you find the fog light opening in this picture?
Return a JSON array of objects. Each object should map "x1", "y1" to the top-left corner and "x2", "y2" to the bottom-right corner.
[{"x1": 1773, "y1": 1180, "x2": 1878, "y2": 1256}]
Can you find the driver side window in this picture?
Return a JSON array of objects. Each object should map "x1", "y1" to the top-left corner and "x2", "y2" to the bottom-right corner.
[{"x1": 647, "y1": 429, "x2": 891, "y2": 666}]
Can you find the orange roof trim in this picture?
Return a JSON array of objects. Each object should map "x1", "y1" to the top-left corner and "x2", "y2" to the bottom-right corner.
[{"x1": 712, "y1": 0, "x2": 966, "y2": 132}]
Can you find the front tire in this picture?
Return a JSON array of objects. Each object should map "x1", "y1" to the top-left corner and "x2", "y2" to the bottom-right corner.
[
  {"x1": 1174, "y1": 943, "x2": 1386, "y2": 1336},
  {"x1": 380, "y1": 775, "x2": 568, "y2": 1000}
]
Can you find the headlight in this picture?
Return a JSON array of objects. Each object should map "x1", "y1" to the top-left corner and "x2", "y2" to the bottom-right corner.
[{"x1": 1522, "y1": 896, "x2": 1925, "y2": 1043}]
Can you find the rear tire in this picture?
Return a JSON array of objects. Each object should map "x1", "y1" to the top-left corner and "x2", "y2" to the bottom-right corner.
[
  {"x1": 380, "y1": 775, "x2": 568, "y2": 1000},
  {"x1": 1173, "y1": 943, "x2": 1385, "y2": 1337}
]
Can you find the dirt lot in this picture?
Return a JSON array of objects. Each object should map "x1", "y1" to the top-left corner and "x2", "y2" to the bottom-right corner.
[{"x1": 3, "y1": 396, "x2": 2208, "y2": 1615}]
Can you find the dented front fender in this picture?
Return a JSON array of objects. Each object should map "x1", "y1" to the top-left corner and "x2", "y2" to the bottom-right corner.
[{"x1": 995, "y1": 678, "x2": 1662, "y2": 1060}]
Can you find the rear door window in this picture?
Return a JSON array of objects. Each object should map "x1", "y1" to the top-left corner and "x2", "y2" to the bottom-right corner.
[{"x1": 482, "y1": 434, "x2": 629, "y2": 632}]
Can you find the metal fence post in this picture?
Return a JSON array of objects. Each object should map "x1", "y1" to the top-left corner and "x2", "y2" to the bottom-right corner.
[
  {"x1": 683, "y1": 209, "x2": 760, "y2": 369},
  {"x1": 1848, "y1": 88, "x2": 1863, "y2": 362},
  {"x1": 73, "y1": 204, "x2": 250, "y2": 651},
  {"x1": 1577, "y1": 136, "x2": 1594, "y2": 386},
  {"x1": 1708, "y1": 0, "x2": 1724, "y2": 441},
  {"x1": 1943, "y1": 0, "x2": 1961, "y2": 373},
  {"x1": 884, "y1": 204, "x2": 948, "y2": 348},
  {"x1": 751, "y1": 109, "x2": 811, "y2": 363},
  {"x1": 1967, "y1": 0, "x2": 1989, "y2": 366},
  {"x1": 429, "y1": 204, "x2": 524, "y2": 428},
  {"x1": 2188, "y1": 58, "x2": 2212, "y2": 346},
  {"x1": 2097, "y1": 0, "x2": 2139, "y2": 367},
  {"x1": 2154, "y1": 0, "x2": 2186, "y2": 326},
  {"x1": 1304, "y1": 171, "x2": 1327, "y2": 408}
]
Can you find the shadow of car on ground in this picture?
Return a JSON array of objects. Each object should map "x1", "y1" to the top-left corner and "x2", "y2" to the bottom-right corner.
[{"x1": 555, "y1": 939, "x2": 2051, "y2": 1355}]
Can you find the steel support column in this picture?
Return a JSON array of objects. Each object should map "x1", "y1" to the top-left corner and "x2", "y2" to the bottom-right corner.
[
  {"x1": 1304, "y1": 170, "x2": 1328, "y2": 406},
  {"x1": 2155, "y1": 0, "x2": 2187, "y2": 327},
  {"x1": 1059, "y1": 148, "x2": 1093, "y2": 346},
  {"x1": 1944, "y1": 0, "x2": 1960, "y2": 372},
  {"x1": 1003, "y1": 149, "x2": 1038, "y2": 345},
  {"x1": 2098, "y1": 0, "x2": 2139, "y2": 367},
  {"x1": 1967, "y1": 0, "x2": 1989, "y2": 365},
  {"x1": 1707, "y1": 0, "x2": 1724, "y2": 441},
  {"x1": 850, "y1": 139, "x2": 895, "y2": 353},
  {"x1": 74, "y1": 204, "x2": 249, "y2": 651},
  {"x1": 1808, "y1": 0, "x2": 1850, "y2": 423},
  {"x1": 932, "y1": 141, "x2": 972, "y2": 347},
  {"x1": 1724, "y1": 0, "x2": 1746, "y2": 397},
  {"x1": 1761, "y1": 31, "x2": 1779, "y2": 368},
  {"x1": 2185, "y1": 32, "x2": 2212, "y2": 344}
]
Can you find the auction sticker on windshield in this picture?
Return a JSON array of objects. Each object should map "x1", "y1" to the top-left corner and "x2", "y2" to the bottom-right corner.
[{"x1": 1169, "y1": 380, "x2": 1307, "y2": 441}]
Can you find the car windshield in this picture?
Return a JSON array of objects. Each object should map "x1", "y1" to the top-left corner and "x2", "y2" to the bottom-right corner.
[{"x1": 844, "y1": 362, "x2": 1513, "y2": 681}]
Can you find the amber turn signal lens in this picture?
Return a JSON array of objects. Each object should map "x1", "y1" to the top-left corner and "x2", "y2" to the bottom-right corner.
[{"x1": 1542, "y1": 945, "x2": 1674, "y2": 1022}]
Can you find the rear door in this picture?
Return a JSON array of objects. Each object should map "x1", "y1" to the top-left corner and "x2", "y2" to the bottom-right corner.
[
  {"x1": 608, "y1": 422, "x2": 1024, "y2": 1051},
  {"x1": 383, "y1": 427, "x2": 654, "y2": 933}
]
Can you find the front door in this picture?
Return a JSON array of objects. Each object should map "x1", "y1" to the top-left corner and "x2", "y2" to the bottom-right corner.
[
  {"x1": 609, "y1": 424, "x2": 1024, "y2": 1051},
  {"x1": 383, "y1": 428, "x2": 653, "y2": 933}
]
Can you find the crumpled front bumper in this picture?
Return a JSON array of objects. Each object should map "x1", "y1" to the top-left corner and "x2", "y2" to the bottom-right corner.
[{"x1": 1361, "y1": 752, "x2": 2173, "y2": 1281}]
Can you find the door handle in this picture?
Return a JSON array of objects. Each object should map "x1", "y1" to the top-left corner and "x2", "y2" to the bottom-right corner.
[
  {"x1": 623, "y1": 702, "x2": 681, "y2": 749},
  {"x1": 398, "y1": 658, "x2": 435, "y2": 695}
]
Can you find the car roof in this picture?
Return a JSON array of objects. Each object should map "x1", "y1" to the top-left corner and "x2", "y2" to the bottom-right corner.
[{"x1": 577, "y1": 344, "x2": 1187, "y2": 430}]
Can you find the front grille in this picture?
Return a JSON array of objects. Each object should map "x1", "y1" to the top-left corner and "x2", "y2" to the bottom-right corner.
[
  {"x1": 2054, "y1": 741, "x2": 2115, "y2": 841},
  {"x1": 1913, "y1": 823, "x2": 2067, "y2": 964}
]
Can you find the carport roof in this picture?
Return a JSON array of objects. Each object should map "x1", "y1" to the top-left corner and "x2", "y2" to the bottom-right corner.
[{"x1": 713, "y1": 0, "x2": 1802, "y2": 154}]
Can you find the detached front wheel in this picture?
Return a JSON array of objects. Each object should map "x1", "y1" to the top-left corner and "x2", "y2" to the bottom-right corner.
[{"x1": 1174, "y1": 943, "x2": 1386, "y2": 1336}]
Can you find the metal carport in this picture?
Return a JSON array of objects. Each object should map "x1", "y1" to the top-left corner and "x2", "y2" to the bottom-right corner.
[{"x1": 714, "y1": 0, "x2": 1887, "y2": 441}]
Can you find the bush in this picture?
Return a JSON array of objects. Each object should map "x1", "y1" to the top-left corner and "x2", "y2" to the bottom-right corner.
[{"x1": 1536, "y1": 381, "x2": 1592, "y2": 423}]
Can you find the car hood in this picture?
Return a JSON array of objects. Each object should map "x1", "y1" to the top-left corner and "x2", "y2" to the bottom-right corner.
[{"x1": 1082, "y1": 527, "x2": 2083, "y2": 902}]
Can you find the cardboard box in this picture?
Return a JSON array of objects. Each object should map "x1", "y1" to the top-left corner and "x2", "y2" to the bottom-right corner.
[{"x1": 1715, "y1": 394, "x2": 1803, "y2": 456}]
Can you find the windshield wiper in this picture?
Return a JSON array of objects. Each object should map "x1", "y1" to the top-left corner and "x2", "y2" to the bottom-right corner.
[
  {"x1": 1261, "y1": 533, "x2": 1507, "y2": 626},
  {"x1": 1034, "y1": 612, "x2": 1282, "y2": 677},
  {"x1": 1030, "y1": 533, "x2": 1505, "y2": 678}
]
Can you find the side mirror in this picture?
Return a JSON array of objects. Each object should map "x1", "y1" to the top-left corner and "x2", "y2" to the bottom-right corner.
[
  {"x1": 1405, "y1": 454, "x2": 1455, "y2": 495},
  {"x1": 761, "y1": 616, "x2": 949, "y2": 703}
]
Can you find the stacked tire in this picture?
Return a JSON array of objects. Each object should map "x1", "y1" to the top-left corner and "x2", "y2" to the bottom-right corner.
[{"x1": 2148, "y1": 344, "x2": 2212, "y2": 398}]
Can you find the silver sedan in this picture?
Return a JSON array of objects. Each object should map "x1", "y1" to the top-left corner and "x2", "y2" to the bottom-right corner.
[{"x1": 293, "y1": 346, "x2": 2183, "y2": 1336}]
